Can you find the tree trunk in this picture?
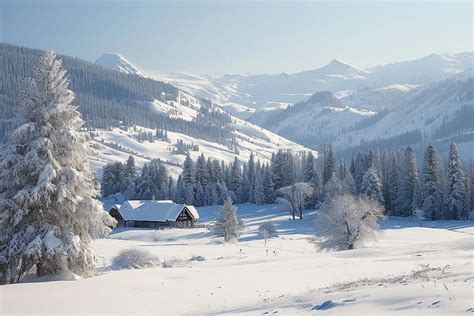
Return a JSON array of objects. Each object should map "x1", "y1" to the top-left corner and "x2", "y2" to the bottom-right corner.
[{"x1": 36, "y1": 257, "x2": 64, "y2": 277}]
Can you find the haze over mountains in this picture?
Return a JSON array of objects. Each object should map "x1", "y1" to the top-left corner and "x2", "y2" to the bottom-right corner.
[{"x1": 95, "y1": 51, "x2": 474, "y2": 158}]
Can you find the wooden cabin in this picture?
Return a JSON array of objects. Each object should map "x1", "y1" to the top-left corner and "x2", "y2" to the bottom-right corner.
[
  {"x1": 110, "y1": 200, "x2": 199, "y2": 228},
  {"x1": 109, "y1": 204, "x2": 124, "y2": 226}
]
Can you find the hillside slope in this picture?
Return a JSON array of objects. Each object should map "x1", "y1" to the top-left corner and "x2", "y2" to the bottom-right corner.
[{"x1": 0, "y1": 44, "x2": 315, "y2": 177}]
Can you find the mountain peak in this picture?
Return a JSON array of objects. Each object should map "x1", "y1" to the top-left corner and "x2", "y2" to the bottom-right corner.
[
  {"x1": 329, "y1": 59, "x2": 348, "y2": 66},
  {"x1": 95, "y1": 53, "x2": 147, "y2": 77}
]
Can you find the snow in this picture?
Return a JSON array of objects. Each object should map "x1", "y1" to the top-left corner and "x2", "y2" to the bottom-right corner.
[
  {"x1": 95, "y1": 53, "x2": 148, "y2": 78},
  {"x1": 2, "y1": 204, "x2": 472, "y2": 315},
  {"x1": 88, "y1": 111, "x2": 316, "y2": 178},
  {"x1": 118, "y1": 200, "x2": 199, "y2": 222}
]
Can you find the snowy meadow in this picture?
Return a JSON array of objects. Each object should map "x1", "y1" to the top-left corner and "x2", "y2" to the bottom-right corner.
[{"x1": 1, "y1": 204, "x2": 473, "y2": 315}]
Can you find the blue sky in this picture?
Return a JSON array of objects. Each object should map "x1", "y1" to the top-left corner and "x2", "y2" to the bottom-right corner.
[{"x1": 1, "y1": 1, "x2": 472, "y2": 76}]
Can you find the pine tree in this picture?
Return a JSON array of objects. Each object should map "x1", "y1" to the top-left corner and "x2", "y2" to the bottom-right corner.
[
  {"x1": 420, "y1": 145, "x2": 444, "y2": 220},
  {"x1": 398, "y1": 147, "x2": 419, "y2": 216},
  {"x1": 304, "y1": 151, "x2": 315, "y2": 182},
  {"x1": 311, "y1": 169, "x2": 323, "y2": 207},
  {"x1": 124, "y1": 155, "x2": 137, "y2": 198},
  {"x1": 263, "y1": 164, "x2": 275, "y2": 204},
  {"x1": 194, "y1": 181, "x2": 205, "y2": 206},
  {"x1": 361, "y1": 167, "x2": 385, "y2": 204},
  {"x1": 323, "y1": 144, "x2": 336, "y2": 184},
  {"x1": 254, "y1": 168, "x2": 265, "y2": 205},
  {"x1": 0, "y1": 52, "x2": 114, "y2": 283},
  {"x1": 388, "y1": 153, "x2": 401, "y2": 214},
  {"x1": 213, "y1": 197, "x2": 242, "y2": 241},
  {"x1": 230, "y1": 157, "x2": 242, "y2": 200},
  {"x1": 247, "y1": 153, "x2": 256, "y2": 203},
  {"x1": 182, "y1": 153, "x2": 195, "y2": 186},
  {"x1": 195, "y1": 154, "x2": 209, "y2": 187},
  {"x1": 354, "y1": 152, "x2": 365, "y2": 193},
  {"x1": 101, "y1": 163, "x2": 116, "y2": 197},
  {"x1": 445, "y1": 143, "x2": 467, "y2": 219},
  {"x1": 368, "y1": 149, "x2": 383, "y2": 180}
]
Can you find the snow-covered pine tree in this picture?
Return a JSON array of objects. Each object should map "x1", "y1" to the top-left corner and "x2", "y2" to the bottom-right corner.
[
  {"x1": 388, "y1": 153, "x2": 401, "y2": 214},
  {"x1": 263, "y1": 164, "x2": 275, "y2": 204},
  {"x1": 445, "y1": 143, "x2": 467, "y2": 219},
  {"x1": 230, "y1": 157, "x2": 242, "y2": 201},
  {"x1": 247, "y1": 152, "x2": 256, "y2": 203},
  {"x1": 323, "y1": 173, "x2": 344, "y2": 198},
  {"x1": 194, "y1": 181, "x2": 205, "y2": 207},
  {"x1": 0, "y1": 52, "x2": 115, "y2": 283},
  {"x1": 398, "y1": 146, "x2": 419, "y2": 216},
  {"x1": 361, "y1": 167, "x2": 385, "y2": 205},
  {"x1": 254, "y1": 167, "x2": 265, "y2": 205},
  {"x1": 323, "y1": 144, "x2": 336, "y2": 184},
  {"x1": 182, "y1": 153, "x2": 195, "y2": 186},
  {"x1": 100, "y1": 163, "x2": 116, "y2": 198},
  {"x1": 303, "y1": 151, "x2": 315, "y2": 182},
  {"x1": 368, "y1": 149, "x2": 383, "y2": 180},
  {"x1": 420, "y1": 145, "x2": 444, "y2": 220},
  {"x1": 311, "y1": 168, "x2": 323, "y2": 207},
  {"x1": 123, "y1": 155, "x2": 137, "y2": 199},
  {"x1": 135, "y1": 164, "x2": 154, "y2": 200},
  {"x1": 213, "y1": 197, "x2": 242, "y2": 242},
  {"x1": 341, "y1": 165, "x2": 356, "y2": 195},
  {"x1": 354, "y1": 152, "x2": 366, "y2": 193},
  {"x1": 195, "y1": 154, "x2": 209, "y2": 187}
]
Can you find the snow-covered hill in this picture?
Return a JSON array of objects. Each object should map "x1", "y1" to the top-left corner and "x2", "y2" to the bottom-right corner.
[
  {"x1": 89, "y1": 51, "x2": 316, "y2": 175},
  {"x1": 95, "y1": 53, "x2": 148, "y2": 77},
  {"x1": 250, "y1": 91, "x2": 377, "y2": 148},
  {"x1": 333, "y1": 77, "x2": 474, "y2": 153},
  {"x1": 89, "y1": 91, "x2": 316, "y2": 177},
  {"x1": 251, "y1": 77, "x2": 473, "y2": 157}
]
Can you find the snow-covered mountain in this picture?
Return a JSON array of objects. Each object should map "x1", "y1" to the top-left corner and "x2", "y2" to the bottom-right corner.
[
  {"x1": 2, "y1": 44, "x2": 316, "y2": 179},
  {"x1": 334, "y1": 77, "x2": 474, "y2": 155},
  {"x1": 250, "y1": 91, "x2": 377, "y2": 149},
  {"x1": 91, "y1": 50, "x2": 473, "y2": 157},
  {"x1": 149, "y1": 52, "x2": 473, "y2": 112},
  {"x1": 90, "y1": 91, "x2": 315, "y2": 177},
  {"x1": 251, "y1": 76, "x2": 473, "y2": 158},
  {"x1": 95, "y1": 53, "x2": 148, "y2": 77}
]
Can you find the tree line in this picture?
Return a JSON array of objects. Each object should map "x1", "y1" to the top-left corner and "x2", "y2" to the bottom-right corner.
[{"x1": 102, "y1": 142, "x2": 473, "y2": 221}]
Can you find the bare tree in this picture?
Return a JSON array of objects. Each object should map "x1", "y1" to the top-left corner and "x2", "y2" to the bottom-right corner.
[
  {"x1": 277, "y1": 182, "x2": 313, "y2": 219},
  {"x1": 258, "y1": 222, "x2": 277, "y2": 246},
  {"x1": 315, "y1": 194, "x2": 384, "y2": 250}
]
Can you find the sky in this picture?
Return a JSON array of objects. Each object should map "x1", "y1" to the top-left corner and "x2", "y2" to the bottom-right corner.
[{"x1": 1, "y1": 0, "x2": 472, "y2": 76}]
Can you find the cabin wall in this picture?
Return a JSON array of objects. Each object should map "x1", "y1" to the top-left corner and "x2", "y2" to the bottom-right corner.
[{"x1": 124, "y1": 220, "x2": 196, "y2": 228}]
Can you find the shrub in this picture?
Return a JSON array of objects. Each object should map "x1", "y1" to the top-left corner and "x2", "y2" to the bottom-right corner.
[{"x1": 111, "y1": 248, "x2": 159, "y2": 270}]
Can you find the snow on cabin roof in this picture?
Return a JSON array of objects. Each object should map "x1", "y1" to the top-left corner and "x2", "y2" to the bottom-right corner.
[{"x1": 118, "y1": 200, "x2": 199, "y2": 222}]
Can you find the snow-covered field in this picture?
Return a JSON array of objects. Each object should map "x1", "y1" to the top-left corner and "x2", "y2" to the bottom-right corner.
[{"x1": 1, "y1": 204, "x2": 473, "y2": 315}]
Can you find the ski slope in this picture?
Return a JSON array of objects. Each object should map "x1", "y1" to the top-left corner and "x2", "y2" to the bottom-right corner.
[{"x1": 1, "y1": 204, "x2": 472, "y2": 315}]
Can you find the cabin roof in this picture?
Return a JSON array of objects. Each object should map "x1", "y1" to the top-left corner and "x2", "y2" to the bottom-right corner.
[{"x1": 118, "y1": 200, "x2": 199, "y2": 222}]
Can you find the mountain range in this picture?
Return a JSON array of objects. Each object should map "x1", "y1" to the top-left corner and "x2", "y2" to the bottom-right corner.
[{"x1": 95, "y1": 51, "x2": 473, "y2": 159}]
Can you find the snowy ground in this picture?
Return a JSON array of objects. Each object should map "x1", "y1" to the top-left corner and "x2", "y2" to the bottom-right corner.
[{"x1": 1, "y1": 204, "x2": 473, "y2": 315}]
